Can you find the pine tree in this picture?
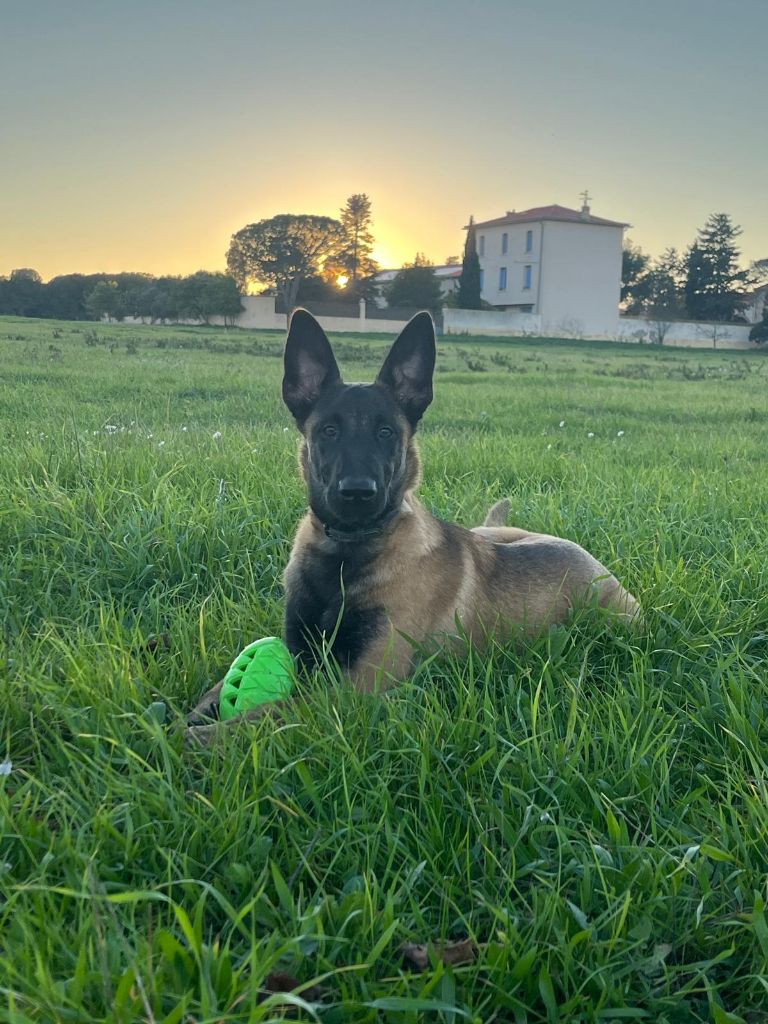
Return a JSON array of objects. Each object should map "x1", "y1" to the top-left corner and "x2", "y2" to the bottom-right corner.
[
  {"x1": 683, "y1": 213, "x2": 747, "y2": 321},
  {"x1": 457, "y1": 216, "x2": 482, "y2": 309},
  {"x1": 336, "y1": 194, "x2": 378, "y2": 293},
  {"x1": 646, "y1": 247, "x2": 685, "y2": 317}
]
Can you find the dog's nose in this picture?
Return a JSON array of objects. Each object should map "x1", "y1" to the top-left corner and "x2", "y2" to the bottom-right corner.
[{"x1": 338, "y1": 477, "x2": 378, "y2": 501}]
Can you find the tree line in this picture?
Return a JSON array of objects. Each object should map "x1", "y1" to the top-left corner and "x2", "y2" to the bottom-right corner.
[
  {"x1": 621, "y1": 212, "x2": 766, "y2": 328},
  {"x1": 0, "y1": 269, "x2": 243, "y2": 324}
]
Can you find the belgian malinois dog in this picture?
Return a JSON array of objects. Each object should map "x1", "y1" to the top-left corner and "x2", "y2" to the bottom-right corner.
[{"x1": 187, "y1": 309, "x2": 639, "y2": 738}]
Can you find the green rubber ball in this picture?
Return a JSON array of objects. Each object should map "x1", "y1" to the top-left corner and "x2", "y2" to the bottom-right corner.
[{"x1": 219, "y1": 637, "x2": 295, "y2": 721}]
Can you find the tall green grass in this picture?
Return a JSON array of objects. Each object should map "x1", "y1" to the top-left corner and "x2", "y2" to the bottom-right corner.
[{"x1": 1, "y1": 317, "x2": 767, "y2": 1022}]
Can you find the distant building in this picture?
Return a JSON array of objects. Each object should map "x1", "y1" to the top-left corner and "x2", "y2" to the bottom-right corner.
[
  {"x1": 372, "y1": 264, "x2": 462, "y2": 308},
  {"x1": 742, "y1": 283, "x2": 767, "y2": 324},
  {"x1": 471, "y1": 200, "x2": 628, "y2": 336}
]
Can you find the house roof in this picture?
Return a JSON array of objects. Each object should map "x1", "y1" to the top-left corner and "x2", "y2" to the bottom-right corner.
[
  {"x1": 373, "y1": 264, "x2": 462, "y2": 283},
  {"x1": 471, "y1": 204, "x2": 628, "y2": 229}
]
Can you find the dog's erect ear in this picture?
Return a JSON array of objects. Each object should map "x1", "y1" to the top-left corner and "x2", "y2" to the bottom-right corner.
[
  {"x1": 376, "y1": 312, "x2": 436, "y2": 428},
  {"x1": 283, "y1": 309, "x2": 342, "y2": 426}
]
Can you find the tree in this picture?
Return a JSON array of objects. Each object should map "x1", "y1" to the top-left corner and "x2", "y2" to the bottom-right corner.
[
  {"x1": 45, "y1": 274, "x2": 108, "y2": 320},
  {"x1": 749, "y1": 280, "x2": 768, "y2": 343},
  {"x1": 644, "y1": 247, "x2": 684, "y2": 316},
  {"x1": 175, "y1": 272, "x2": 243, "y2": 324},
  {"x1": 683, "y1": 213, "x2": 747, "y2": 321},
  {"x1": 384, "y1": 254, "x2": 443, "y2": 312},
  {"x1": 457, "y1": 216, "x2": 482, "y2": 309},
  {"x1": 621, "y1": 240, "x2": 651, "y2": 313},
  {"x1": 3, "y1": 268, "x2": 44, "y2": 317},
  {"x1": 227, "y1": 214, "x2": 344, "y2": 315},
  {"x1": 750, "y1": 319, "x2": 768, "y2": 344},
  {"x1": 747, "y1": 257, "x2": 768, "y2": 287},
  {"x1": 85, "y1": 280, "x2": 124, "y2": 321},
  {"x1": 335, "y1": 194, "x2": 378, "y2": 293},
  {"x1": 295, "y1": 274, "x2": 341, "y2": 305},
  {"x1": 640, "y1": 248, "x2": 686, "y2": 344},
  {"x1": 204, "y1": 273, "x2": 243, "y2": 325}
]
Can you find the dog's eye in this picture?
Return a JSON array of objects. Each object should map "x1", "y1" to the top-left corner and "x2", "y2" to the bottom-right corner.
[
  {"x1": 321, "y1": 424, "x2": 338, "y2": 439},
  {"x1": 377, "y1": 425, "x2": 394, "y2": 439}
]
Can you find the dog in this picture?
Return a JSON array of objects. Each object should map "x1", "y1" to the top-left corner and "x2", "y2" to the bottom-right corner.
[{"x1": 187, "y1": 309, "x2": 639, "y2": 736}]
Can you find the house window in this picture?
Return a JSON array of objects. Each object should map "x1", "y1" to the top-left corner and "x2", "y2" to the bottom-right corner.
[
  {"x1": 501, "y1": 232, "x2": 508, "y2": 254},
  {"x1": 523, "y1": 265, "x2": 532, "y2": 290},
  {"x1": 499, "y1": 267, "x2": 507, "y2": 291},
  {"x1": 479, "y1": 234, "x2": 485, "y2": 257},
  {"x1": 525, "y1": 229, "x2": 533, "y2": 252}
]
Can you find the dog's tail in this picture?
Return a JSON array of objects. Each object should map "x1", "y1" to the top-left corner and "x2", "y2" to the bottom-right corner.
[{"x1": 483, "y1": 498, "x2": 511, "y2": 527}]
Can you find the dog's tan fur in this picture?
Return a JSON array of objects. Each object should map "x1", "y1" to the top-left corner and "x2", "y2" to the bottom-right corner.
[{"x1": 285, "y1": 445, "x2": 640, "y2": 694}]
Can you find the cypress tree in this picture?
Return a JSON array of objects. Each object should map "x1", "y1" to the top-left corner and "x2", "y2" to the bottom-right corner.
[{"x1": 458, "y1": 215, "x2": 482, "y2": 309}]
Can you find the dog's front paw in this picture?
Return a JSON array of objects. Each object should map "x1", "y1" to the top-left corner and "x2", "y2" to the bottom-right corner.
[
  {"x1": 184, "y1": 699, "x2": 286, "y2": 748},
  {"x1": 186, "y1": 680, "x2": 224, "y2": 727}
]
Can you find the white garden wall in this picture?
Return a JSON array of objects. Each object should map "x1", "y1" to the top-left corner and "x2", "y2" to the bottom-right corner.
[
  {"x1": 116, "y1": 298, "x2": 756, "y2": 349},
  {"x1": 444, "y1": 308, "x2": 753, "y2": 348},
  {"x1": 118, "y1": 296, "x2": 421, "y2": 336}
]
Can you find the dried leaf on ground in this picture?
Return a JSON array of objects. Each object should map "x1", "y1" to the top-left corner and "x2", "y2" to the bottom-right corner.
[
  {"x1": 259, "y1": 971, "x2": 324, "y2": 1002},
  {"x1": 401, "y1": 938, "x2": 476, "y2": 971}
]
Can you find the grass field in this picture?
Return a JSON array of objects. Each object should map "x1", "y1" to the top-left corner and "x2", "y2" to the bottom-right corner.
[{"x1": 1, "y1": 315, "x2": 767, "y2": 1023}]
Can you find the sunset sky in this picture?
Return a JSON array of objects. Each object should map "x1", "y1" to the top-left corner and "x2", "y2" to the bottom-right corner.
[{"x1": 2, "y1": 0, "x2": 766, "y2": 281}]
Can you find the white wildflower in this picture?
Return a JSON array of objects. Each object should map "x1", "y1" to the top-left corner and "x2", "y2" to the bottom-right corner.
[
  {"x1": 587, "y1": 432, "x2": 595, "y2": 438},
  {"x1": 157, "y1": 441, "x2": 165, "y2": 448},
  {"x1": 0, "y1": 760, "x2": 11, "y2": 777},
  {"x1": 104, "y1": 424, "x2": 117, "y2": 433},
  {"x1": 181, "y1": 426, "x2": 188, "y2": 432},
  {"x1": 212, "y1": 431, "x2": 222, "y2": 441},
  {"x1": 617, "y1": 430, "x2": 625, "y2": 437},
  {"x1": 559, "y1": 420, "x2": 565, "y2": 428}
]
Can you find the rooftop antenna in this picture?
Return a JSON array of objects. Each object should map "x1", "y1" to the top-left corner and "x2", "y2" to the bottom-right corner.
[{"x1": 579, "y1": 189, "x2": 592, "y2": 216}]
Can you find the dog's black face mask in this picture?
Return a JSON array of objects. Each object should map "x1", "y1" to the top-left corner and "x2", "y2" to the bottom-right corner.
[{"x1": 282, "y1": 310, "x2": 436, "y2": 533}]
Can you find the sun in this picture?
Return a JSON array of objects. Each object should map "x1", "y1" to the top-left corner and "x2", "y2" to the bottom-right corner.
[{"x1": 336, "y1": 274, "x2": 349, "y2": 288}]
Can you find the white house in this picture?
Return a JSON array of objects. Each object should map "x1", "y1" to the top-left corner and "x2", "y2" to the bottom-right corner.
[
  {"x1": 472, "y1": 201, "x2": 628, "y2": 337},
  {"x1": 372, "y1": 264, "x2": 462, "y2": 308},
  {"x1": 742, "y1": 283, "x2": 767, "y2": 325}
]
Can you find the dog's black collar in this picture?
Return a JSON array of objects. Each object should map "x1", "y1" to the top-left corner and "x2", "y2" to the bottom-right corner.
[{"x1": 318, "y1": 506, "x2": 400, "y2": 544}]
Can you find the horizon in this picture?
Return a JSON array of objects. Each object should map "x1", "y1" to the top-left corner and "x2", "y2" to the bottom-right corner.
[{"x1": 2, "y1": 0, "x2": 766, "y2": 281}]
